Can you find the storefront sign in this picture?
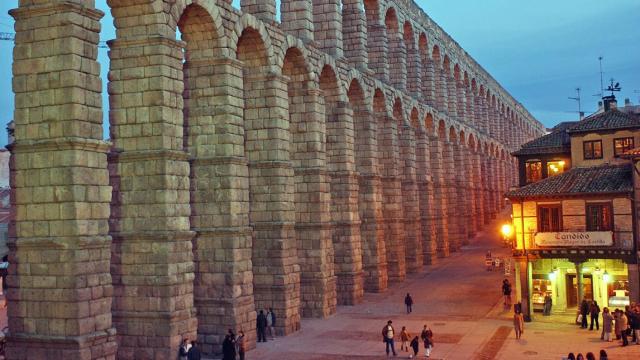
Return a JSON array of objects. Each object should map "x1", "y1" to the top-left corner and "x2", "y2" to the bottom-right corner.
[{"x1": 534, "y1": 231, "x2": 613, "y2": 247}]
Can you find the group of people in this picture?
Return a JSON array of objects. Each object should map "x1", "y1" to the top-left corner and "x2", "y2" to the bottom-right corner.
[
  {"x1": 220, "y1": 329, "x2": 247, "y2": 360},
  {"x1": 256, "y1": 308, "x2": 277, "y2": 343},
  {"x1": 579, "y1": 300, "x2": 640, "y2": 346},
  {"x1": 563, "y1": 350, "x2": 608, "y2": 360},
  {"x1": 178, "y1": 339, "x2": 201, "y2": 360},
  {"x1": 383, "y1": 320, "x2": 434, "y2": 358}
]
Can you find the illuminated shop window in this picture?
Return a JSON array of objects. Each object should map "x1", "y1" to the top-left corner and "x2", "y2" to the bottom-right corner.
[
  {"x1": 546, "y1": 160, "x2": 565, "y2": 177},
  {"x1": 525, "y1": 160, "x2": 542, "y2": 184},
  {"x1": 614, "y1": 137, "x2": 634, "y2": 157}
]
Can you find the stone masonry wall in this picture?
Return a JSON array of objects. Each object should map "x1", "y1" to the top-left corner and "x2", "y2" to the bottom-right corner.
[{"x1": 8, "y1": 0, "x2": 545, "y2": 358}]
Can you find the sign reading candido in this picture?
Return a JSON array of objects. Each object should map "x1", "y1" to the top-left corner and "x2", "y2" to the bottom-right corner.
[{"x1": 534, "y1": 231, "x2": 613, "y2": 247}]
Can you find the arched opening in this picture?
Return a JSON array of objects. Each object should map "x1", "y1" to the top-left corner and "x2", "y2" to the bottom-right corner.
[
  {"x1": 432, "y1": 45, "x2": 446, "y2": 112},
  {"x1": 384, "y1": 8, "x2": 404, "y2": 88},
  {"x1": 237, "y1": 27, "x2": 302, "y2": 335},
  {"x1": 403, "y1": 21, "x2": 419, "y2": 95},
  {"x1": 348, "y1": 80, "x2": 388, "y2": 292},
  {"x1": 425, "y1": 113, "x2": 435, "y2": 136},
  {"x1": 283, "y1": 47, "x2": 336, "y2": 318},
  {"x1": 320, "y1": 66, "x2": 363, "y2": 305},
  {"x1": 419, "y1": 33, "x2": 433, "y2": 104}
]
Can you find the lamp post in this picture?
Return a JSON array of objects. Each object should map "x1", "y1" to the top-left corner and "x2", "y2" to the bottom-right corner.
[{"x1": 501, "y1": 223, "x2": 514, "y2": 248}]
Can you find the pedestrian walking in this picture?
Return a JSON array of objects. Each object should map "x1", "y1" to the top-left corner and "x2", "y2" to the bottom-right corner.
[
  {"x1": 409, "y1": 336, "x2": 419, "y2": 358},
  {"x1": 590, "y1": 300, "x2": 600, "y2": 331},
  {"x1": 236, "y1": 330, "x2": 246, "y2": 360},
  {"x1": 566, "y1": 353, "x2": 576, "y2": 360},
  {"x1": 576, "y1": 354, "x2": 584, "y2": 360},
  {"x1": 266, "y1": 308, "x2": 276, "y2": 339},
  {"x1": 405, "y1": 293, "x2": 413, "y2": 314},
  {"x1": 602, "y1": 307, "x2": 613, "y2": 342},
  {"x1": 420, "y1": 324, "x2": 434, "y2": 358},
  {"x1": 513, "y1": 309, "x2": 524, "y2": 339},
  {"x1": 222, "y1": 334, "x2": 236, "y2": 360},
  {"x1": 585, "y1": 352, "x2": 595, "y2": 360},
  {"x1": 381, "y1": 320, "x2": 397, "y2": 356},
  {"x1": 179, "y1": 338, "x2": 190, "y2": 360},
  {"x1": 400, "y1": 326, "x2": 410, "y2": 352},
  {"x1": 256, "y1": 310, "x2": 268, "y2": 343},
  {"x1": 502, "y1": 279, "x2": 512, "y2": 309},
  {"x1": 580, "y1": 299, "x2": 589, "y2": 329},
  {"x1": 187, "y1": 340, "x2": 202, "y2": 360},
  {"x1": 627, "y1": 304, "x2": 639, "y2": 344}
]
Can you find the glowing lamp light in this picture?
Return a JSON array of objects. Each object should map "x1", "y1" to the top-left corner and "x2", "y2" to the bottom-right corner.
[
  {"x1": 548, "y1": 271, "x2": 556, "y2": 281},
  {"x1": 501, "y1": 224, "x2": 513, "y2": 238},
  {"x1": 603, "y1": 271, "x2": 610, "y2": 283},
  {"x1": 559, "y1": 161, "x2": 566, "y2": 166}
]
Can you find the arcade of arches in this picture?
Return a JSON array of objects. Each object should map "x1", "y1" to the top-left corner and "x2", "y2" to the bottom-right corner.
[{"x1": 7, "y1": 0, "x2": 545, "y2": 358}]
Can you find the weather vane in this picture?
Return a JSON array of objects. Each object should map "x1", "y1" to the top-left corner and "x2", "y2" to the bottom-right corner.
[{"x1": 605, "y1": 79, "x2": 621, "y2": 96}]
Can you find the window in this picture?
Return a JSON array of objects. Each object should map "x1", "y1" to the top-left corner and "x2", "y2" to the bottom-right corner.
[
  {"x1": 586, "y1": 203, "x2": 612, "y2": 231},
  {"x1": 614, "y1": 137, "x2": 634, "y2": 157},
  {"x1": 546, "y1": 160, "x2": 566, "y2": 177},
  {"x1": 525, "y1": 160, "x2": 542, "y2": 183},
  {"x1": 583, "y1": 140, "x2": 603, "y2": 160},
  {"x1": 538, "y1": 205, "x2": 562, "y2": 232}
]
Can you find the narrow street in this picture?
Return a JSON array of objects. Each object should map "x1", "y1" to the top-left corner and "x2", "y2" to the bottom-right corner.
[{"x1": 247, "y1": 214, "x2": 640, "y2": 360}]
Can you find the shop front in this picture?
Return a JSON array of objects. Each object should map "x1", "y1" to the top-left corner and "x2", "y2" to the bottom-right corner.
[{"x1": 527, "y1": 258, "x2": 630, "y2": 314}]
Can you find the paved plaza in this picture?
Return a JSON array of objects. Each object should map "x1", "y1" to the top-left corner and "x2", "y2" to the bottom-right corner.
[{"x1": 246, "y1": 216, "x2": 640, "y2": 360}]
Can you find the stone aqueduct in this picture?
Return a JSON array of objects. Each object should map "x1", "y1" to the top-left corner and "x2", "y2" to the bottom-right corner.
[{"x1": 7, "y1": 0, "x2": 544, "y2": 358}]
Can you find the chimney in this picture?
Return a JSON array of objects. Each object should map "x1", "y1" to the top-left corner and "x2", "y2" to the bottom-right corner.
[
  {"x1": 603, "y1": 95, "x2": 617, "y2": 112},
  {"x1": 625, "y1": 98, "x2": 631, "y2": 106},
  {"x1": 598, "y1": 101, "x2": 603, "y2": 111}
]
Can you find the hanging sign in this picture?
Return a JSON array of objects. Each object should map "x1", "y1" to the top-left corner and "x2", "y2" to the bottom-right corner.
[{"x1": 534, "y1": 231, "x2": 613, "y2": 247}]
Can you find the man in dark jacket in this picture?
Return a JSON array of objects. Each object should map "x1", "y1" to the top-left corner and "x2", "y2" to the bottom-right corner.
[
  {"x1": 187, "y1": 340, "x2": 202, "y2": 360},
  {"x1": 580, "y1": 299, "x2": 589, "y2": 328},
  {"x1": 222, "y1": 334, "x2": 236, "y2": 360},
  {"x1": 589, "y1": 300, "x2": 600, "y2": 330},
  {"x1": 404, "y1": 293, "x2": 413, "y2": 314},
  {"x1": 257, "y1": 310, "x2": 268, "y2": 342}
]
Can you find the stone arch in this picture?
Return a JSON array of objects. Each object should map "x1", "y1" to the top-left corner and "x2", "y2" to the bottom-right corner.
[
  {"x1": 449, "y1": 126, "x2": 458, "y2": 144},
  {"x1": 403, "y1": 21, "x2": 419, "y2": 95},
  {"x1": 458, "y1": 129, "x2": 466, "y2": 147},
  {"x1": 437, "y1": 119, "x2": 447, "y2": 140},
  {"x1": 373, "y1": 88, "x2": 388, "y2": 115},
  {"x1": 424, "y1": 113, "x2": 435, "y2": 136},
  {"x1": 468, "y1": 132, "x2": 477, "y2": 151},
  {"x1": 384, "y1": 7, "x2": 404, "y2": 88},
  {"x1": 392, "y1": 97, "x2": 404, "y2": 124},
  {"x1": 230, "y1": 13, "x2": 275, "y2": 64},
  {"x1": 410, "y1": 107, "x2": 420, "y2": 129},
  {"x1": 170, "y1": 0, "x2": 227, "y2": 52}
]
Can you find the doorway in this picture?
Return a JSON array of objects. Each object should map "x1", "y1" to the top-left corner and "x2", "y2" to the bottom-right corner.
[{"x1": 566, "y1": 274, "x2": 593, "y2": 307}]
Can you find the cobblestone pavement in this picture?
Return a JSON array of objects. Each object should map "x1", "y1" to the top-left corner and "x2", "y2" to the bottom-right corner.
[{"x1": 244, "y1": 215, "x2": 640, "y2": 360}]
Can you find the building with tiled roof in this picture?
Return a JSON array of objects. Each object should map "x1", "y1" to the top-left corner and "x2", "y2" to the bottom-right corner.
[{"x1": 506, "y1": 96, "x2": 640, "y2": 321}]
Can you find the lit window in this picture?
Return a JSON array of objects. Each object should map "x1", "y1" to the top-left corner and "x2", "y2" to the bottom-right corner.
[
  {"x1": 614, "y1": 137, "x2": 634, "y2": 157},
  {"x1": 586, "y1": 203, "x2": 612, "y2": 231},
  {"x1": 546, "y1": 160, "x2": 566, "y2": 177},
  {"x1": 538, "y1": 205, "x2": 562, "y2": 232},
  {"x1": 583, "y1": 140, "x2": 603, "y2": 160},
  {"x1": 525, "y1": 160, "x2": 542, "y2": 184}
]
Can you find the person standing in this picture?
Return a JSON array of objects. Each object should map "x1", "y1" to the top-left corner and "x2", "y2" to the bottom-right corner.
[
  {"x1": 589, "y1": 300, "x2": 600, "y2": 331},
  {"x1": 256, "y1": 310, "x2": 267, "y2": 343},
  {"x1": 627, "y1": 304, "x2": 639, "y2": 344},
  {"x1": 614, "y1": 309, "x2": 622, "y2": 339},
  {"x1": 602, "y1": 307, "x2": 613, "y2": 342},
  {"x1": 502, "y1": 279, "x2": 512, "y2": 309},
  {"x1": 381, "y1": 320, "x2": 397, "y2": 357},
  {"x1": 620, "y1": 309, "x2": 629, "y2": 346},
  {"x1": 222, "y1": 334, "x2": 236, "y2": 360},
  {"x1": 599, "y1": 349, "x2": 608, "y2": 360},
  {"x1": 266, "y1": 308, "x2": 276, "y2": 339},
  {"x1": 236, "y1": 330, "x2": 246, "y2": 360},
  {"x1": 179, "y1": 338, "x2": 190, "y2": 360},
  {"x1": 404, "y1": 293, "x2": 413, "y2": 314},
  {"x1": 580, "y1": 300, "x2": 589, "y2": 329},
  {"x1": 420, "y1": 324, "x2": 433, "y2": 358},
  {"x1": 513, "y1": 309, "x2": 524, "y2": 339},
  {"x1": 400, "y1": 326, "x2": 410, "y2": 352},
  {"x1": 410, "y1": 336, "x2": 420, "y2": 358},
  {"x1": 187, "y1": 340, "x2": 201, "y2": 360},
  {"x1": 543, "y1": 294, "x2": 552, "y2": 316}
]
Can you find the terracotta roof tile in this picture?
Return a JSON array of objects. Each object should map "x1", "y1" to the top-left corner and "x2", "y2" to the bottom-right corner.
[
  {"x1": 512, "y1": 122, "x2": 576, "y2": 156},
  {"x1": 566, "y1": 109, "x2": 640, "y2": 134},
  {"x1": 507, "y1": 164, "x2": 632, "y2": 199}
]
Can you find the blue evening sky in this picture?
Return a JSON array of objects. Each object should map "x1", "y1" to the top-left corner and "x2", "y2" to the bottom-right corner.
[{"x1": 0, "y1": 0, "x2": 638, "y2": 146}]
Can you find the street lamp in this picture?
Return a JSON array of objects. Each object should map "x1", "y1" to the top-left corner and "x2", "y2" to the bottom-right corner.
[
  {"x1": 603, "y1": 271, "x2": 610, "y2": 283},
  {"x1": 501, "y1": 223, "x2": 514, "y2": 248}
]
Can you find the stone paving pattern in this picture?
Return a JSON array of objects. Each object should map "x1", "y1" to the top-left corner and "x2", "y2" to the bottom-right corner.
[
  {"x1": 7, "y1": 0, "x2": 544, "y2": 359},
  {"x1": 248, "y1": 219, "x2": 640, "y2": 360}
]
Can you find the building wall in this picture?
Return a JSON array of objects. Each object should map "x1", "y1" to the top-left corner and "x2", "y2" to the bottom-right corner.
[
  {"x1": 0, "y1": 149, "x2": 8, "y2": 188},
  {"x1": 571, "y1": 129, "x2": 640, "y2": 167},
  {"x1": 517, "y1": 153, "x2": 571, "y2": 186},
  {"x1": 512, "y1": 197, "x2": 633, "y2": 250},
  {"x1": 7, "y1": 0, "x2": 545, "y2": 358}
]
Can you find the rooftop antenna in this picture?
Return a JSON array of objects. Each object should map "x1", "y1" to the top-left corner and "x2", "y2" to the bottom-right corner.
[
  {"x1": 606, "y1": 78, "x2": 621, "y2": 96},
  {"x1": 598, "y1": 56, "x2": 604, "y2": 97},
  {"x1": 568, "y1": 87, "x2": 584, "y2": 120}
]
